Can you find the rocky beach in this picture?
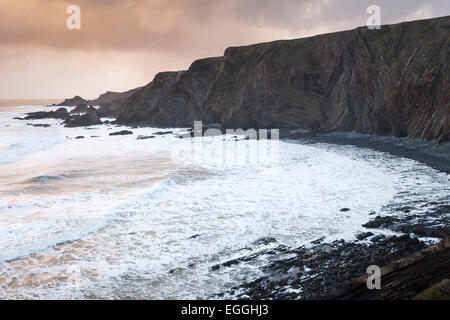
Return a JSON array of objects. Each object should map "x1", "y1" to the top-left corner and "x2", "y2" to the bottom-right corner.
[{"x1": 0, "y1": 15, "x2": 449, "y2": 300}]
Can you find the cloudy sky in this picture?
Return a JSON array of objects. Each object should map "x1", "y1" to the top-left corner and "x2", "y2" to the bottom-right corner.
[{"x1": 0, "y1": 0, "x2": 448, "y2": 99}]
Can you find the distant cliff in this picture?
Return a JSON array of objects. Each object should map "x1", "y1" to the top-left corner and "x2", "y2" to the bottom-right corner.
[
  {"x1": 90, "y1": 87, "x2": 142, "y2": 117},
  {"x1": 114, "y1": 16, "x2": 449, "y2": 142}
]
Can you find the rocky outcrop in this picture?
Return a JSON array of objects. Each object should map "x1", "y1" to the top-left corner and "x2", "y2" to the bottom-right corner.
[
  {"x1": 135, "y1": 58, "x2": 223, "y2": 127},
  {"x1": 57, "y1": 96, "x2": 88, "y2": 107},
  {"x1": 114, "y1": 16, "x2": 449, "y2": 142},
  {"x1": 90, "y1": 87, "x2": 142, "y2": 117},
  {"x1": 115, "y1": 71, "x2": 183, "y2": 123},
  {"x1": 63, "y1": 106, "x2": 102, "y2": 127},
  {"x1": 70, "y1": 104, "x2": 90, "y2": 114},
  {"x1": 109, "y1": 130, "x2": 133, "y2": 136},
  {"x1": 16, "y1": 108, "x2": 70, "y2": 120},
  {"x1": 336, "y1": 236, "x2": 450, "y2": 300}
]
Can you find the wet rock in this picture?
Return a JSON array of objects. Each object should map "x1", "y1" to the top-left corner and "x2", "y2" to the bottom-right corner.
[
  {"x1": 137, "y1": 135, "x2": 155, "y2": 140},
  {"x1": 218, "y1": 232, "x2": 427, "y2": 300},
  {"x1": 64, "y1": 107, "x2": 102, "y2": 127},
  {"x1": 26, "y1": 123, "x2": 51, "y2": 128},
  {"x1": 356, "y1": 232, "x2": 374, "y2": 240},
  {"x1": 253, "y1": 237, "x2": 277, "y2": 246},
  {"x1": 70, "y1": 104, "x2": 90, "y2": 114},
  {"x1": 17, "y1": 108, "x2": 70, "y2": 121},
  {"x1": 398, "y1": 224, "x2": 450, "y2": 238},
  {"x1": 311, "y1": 236, "x2": 326, "y2": 244},
  {"x1": 109, "y1": 130, "x2": 133, "y2": 136},
  {"x1": 153, "y1": 131, "x2": 173, "y2": 135},
  {"x1": 168, "y1": 267, "x2": 184, "y2": 275},
  {"x1": 370, "y1": 235, "x2": 386, "y2": 243},
  {"x1": 363, "y1": 216, "x2": 399, "y2": 229}
]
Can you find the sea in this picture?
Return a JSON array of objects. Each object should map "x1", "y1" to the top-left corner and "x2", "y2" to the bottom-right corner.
[{"x1": 0, "y1": 99, "x2": 448, "y2": 299}]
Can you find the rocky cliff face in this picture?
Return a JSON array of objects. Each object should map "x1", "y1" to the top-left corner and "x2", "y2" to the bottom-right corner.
[
  {"x1": 116, "y1": 57, "x2": 223, "y2": 126},
  {"x1": 115, "y1": 16, "x2": 449, "y2": 142},
  {"x1": 90, "y1": 87, "x2": 142, "y2": 117}
]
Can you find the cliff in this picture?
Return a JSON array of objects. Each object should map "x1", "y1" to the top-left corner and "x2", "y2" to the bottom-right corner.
[
  {"x1": 115, "y1": 16, "x2": 449, "y2": 142},
  {"x1": 90, "y1": 87, "x2": 142, "y2": 117}
]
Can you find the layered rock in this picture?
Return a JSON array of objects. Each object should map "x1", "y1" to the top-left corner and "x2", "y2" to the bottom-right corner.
[{"x1": 113, "y1": 16, "x2": 449, "y2": 142}]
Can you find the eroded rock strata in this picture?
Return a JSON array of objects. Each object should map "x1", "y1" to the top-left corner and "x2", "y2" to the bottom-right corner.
[{"x1": 111, "y1": 16, "x2": 448, "y2": 142}]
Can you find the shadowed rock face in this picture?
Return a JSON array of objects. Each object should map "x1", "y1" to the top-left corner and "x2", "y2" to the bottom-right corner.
[
  {"x1": 64, "y1": 106, "x2": 102, "y2": 127},
  {"x1": 115, "y1": 16, "x2": 449, "y2": 142},
  {"x1": 90, "y1": 87, "x2": 142, "y2": 117},
  {"x1": 116, "y1": 57, "x2": 223, "y2": 126},
  {"x1": 115, "y1": 71, "x2": 184, "y2": 124}
]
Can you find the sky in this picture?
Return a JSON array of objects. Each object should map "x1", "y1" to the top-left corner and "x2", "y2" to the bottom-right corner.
[{"x1": 0, "y1": 0, "x2": 448, "y2": 99}]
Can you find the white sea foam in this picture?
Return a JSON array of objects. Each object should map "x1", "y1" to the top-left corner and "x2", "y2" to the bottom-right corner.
[{"x1": 0, "y1": 105, "x2": 448, "y2": 299}]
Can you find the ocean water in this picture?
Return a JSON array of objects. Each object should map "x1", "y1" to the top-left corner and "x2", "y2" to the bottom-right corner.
[{"x1": 0, "y1": 102, "x2": 448, "y2": 299}]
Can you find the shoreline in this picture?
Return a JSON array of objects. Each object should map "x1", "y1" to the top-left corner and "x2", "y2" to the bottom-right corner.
[
  {"x1": 281, "y1": 130, "x2": 450, "y2": 174},
  {"x1": 3, "y1": 107, "x2": 449, "y2": 299},
  {"x1": 215, "y1": 131, "x2": 450, "y2": 300}
]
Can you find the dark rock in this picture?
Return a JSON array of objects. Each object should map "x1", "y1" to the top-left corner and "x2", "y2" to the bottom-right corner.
[
  {"x1": 168, "y1": 267, "x2": 184, "y2": 275},
  {"x1": 18, "y1": 108, "x2": 70, "y2": 121},
  {"x1": 75, "y1": 136, "x2": 84, "y2": 139},
  {"x1": 398, "y1": 224, "x2": 450, "y2": 238},
  {"x1": 153, "y1": 131, "x2": 173, "y2": 135},
  {"x1": 311, "y1": 236, "x2": 326, "y2": 244},
  {"x1": 90, "y1": 88, "x2": 143, "y2": 117},
  {"x1": 26, "y1": 123, "x2": 51, "y2": 128},
  {"x1": 252, "y1": 237, "x2": 277, "y2": 246},
  {"x1": 64, "y1": 107, "x2": 102, "y2": 127},
  {"x1": 70, "y1": 104, "x2": 90, "y2": 114},
  {"x1": 356, "y1": 232, "x2": 374, "y2": 240},
  {"x1": 109, "y1": 130, "x2": 133, "y2": 136},
  {"x1": 113, "y1": 17, "x2": 449, "y2": 142},
  {"x1": 340, "y1": 208, "x2": 350, "y2": 212},
  {"x1": 137, "y1": 135, "x2": 155, "y2": 140},
  {"x1": 57, "y1": 96, "x2": 88, "y2": 107},
  {"x1": 363, "y1": 216, "x2": 399, "y2": 229},
  {"x1": 370, "y1": 235, "x2": 386, "y2": 243}
]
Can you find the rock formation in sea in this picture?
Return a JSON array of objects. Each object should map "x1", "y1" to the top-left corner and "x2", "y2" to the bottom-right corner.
[
  {"x1": 63, "y1": 16, "x2": 449, "y2": 142},
  {"x1": 64, "y1": 106, "x2": 102, "y2": 127},
  {"x1": 16, "y1": 108, "x2": 70, "y2": 120},
  {"x1": 57, "y1": 96, "x2": 88, "y2": 107}
]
